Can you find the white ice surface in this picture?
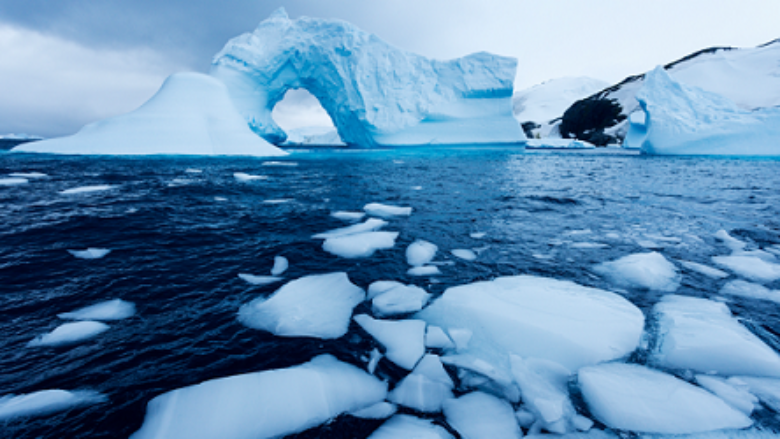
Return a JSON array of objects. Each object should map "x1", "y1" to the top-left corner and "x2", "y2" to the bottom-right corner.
[
  {"x1": 367, "y1": 281, "x2": 405, "y2": 300},
  {"x1": 443, "y1": 391, "x2": 523, "y2": 439},
  {"x1": 406, "y1": 240, "x2": 438, "y2": 266},
  {"x1": 67, "y1": 248, "x2": 111, "y2": 259},
  {"x1": 364, "y1": 203, "x2": 413, "y2": 218},
  {"x1": 388, "y1": 355, "x2": 454, "y2": 412},
  {"x1": 237, "y1": 273, "x2": 283, "y2": 286},
  {"x1": 59, "y1": 185, "x2": 114, "y2": 195},
  {"x1": 131, "y1": 355, "x2": 387, "y2": 439},
  {"x1": 651, "y1": 295, "x2": 780, "y2": 377},
  {"x1": 313, "y1": 218, "x2": 387, "y2": 239},
  {"x1": 712, "y1": 255, "x2": 780, "y2": 283},
  {"x1": 695, "y1": 375, "x2": 757, "y2": 415},
  {"x1": 28, "y1": 321, "x2": 110, "y2": 347},
  {"x1": 368, "y1": 415, "x2": 454, "y2": 439},
  {"x1": 407, "y1": 266, "x2": 441, "y2": 276},
  {"x1": 331, "y1": 211, "x2": 366, "y2": 221},
  {"x1": 510, "y1": 355, "x2": 577, "y2": 434},
  {"x1": 238, "y1": 273, "x2": 364, "y2": 339},
  {"x1": 270, "y1": 256, "x2": 288, "y2": 276},
  {"x1": 678, "y1": 260, "x2": 729, "y2": 279},
  {"x1": 353, "y1": 315, "x2": 425, "y2": 370},
  {"x1": 732, "y1": 376, "x2": 780, "y2": 412},
  {"x1": 715, "y1": 230, "x2": 747, "y2": 252},
  {"x1": 451, "y1": 249, "x2": 477, "y2": 261},
  {"x1": 578, "y1": 363, "x2": 752, "y2": 434},
  {"x1": 322, "y1": 231, "x2": 398, "y2": 258},
  {"x1": 0, "y1": 177, "x2": 28, "y2": 185},
  {"x1": 233, "y1": 172, "x2": 267, "y2": 182},
  {"x1": 594, "y1": 251, "x2": 680, "y2": 292},
  {"x1": 8, "y1": 172, "x2": 47, "y2": 178},
  {"x1": 720, "y1": 280, "x2": 780, "y2": 304},
  {"x1": 350, "y1": 402, "x2": 396, "y2": 419},
  {"x1": 425, "y1": 326, "x2": 455, "y2": 350},
  {"x1": 0, "y1": 389, "x2": 107, "y2": 421},
  {"x1": 372, "y1": 284, "x2": 431, "y2": 317},
  {"x1": 525, "y1": 139, "x2": 595, "y2": 149},
  {"x1": 58, "y1": 299, "x2": 136, "y2": 321}
]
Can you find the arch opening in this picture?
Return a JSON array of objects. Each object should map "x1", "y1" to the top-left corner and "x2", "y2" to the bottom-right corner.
[{"x1": 271, "y1": 88, "x2": 343, "y2": 146}]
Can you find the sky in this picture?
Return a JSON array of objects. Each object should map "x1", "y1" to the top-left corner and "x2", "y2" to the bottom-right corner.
[{"x1": 1, "y1": 0, "x2": 779, "y2": 137}]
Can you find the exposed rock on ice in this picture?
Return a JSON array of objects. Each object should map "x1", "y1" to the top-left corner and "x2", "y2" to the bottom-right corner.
[
  {"x1": 322, "y1": 231, "x2": 398, "y2": 258},
  {"x1": 406, "y1": 240, "x2": 438, "y2": 266},
  {"x1": 372, "y1": 284, "x2": 431, "y2": 317},
  {"x1": 131, "y1": 355, "x2": 387, "y2": 439},
  {"x1": 211, "y1": 8, "x2": 523, "y2": 147},
  {"x1": 407, "y1": 266, "x2": 441, "y2": 276},
  {"x1": 720, "y1": 280, "x2": 780, "y2": 304},
  {"x1": 353, "y1": 315, "x2": 425, "y2": 370},
  {"x1": 58, "y1": 299, "x2": 136, "y2": 321},
  {"x1": 695, "y1": 375, "x2": 758, "y2": 415},
  {"x1": 364, "y1": 203, "x2": 413, "y2": 218},
  {"x1": 677, "y1": 259, "x2": 729, "y2": 279},
  {"x1": 451, "y1": 249, "x2": 477, "y2": 261},
  {"x1": 443, "y1": 391, "x2": 523, "y2": 439},
  {"x1": 368, "y1": 415, "x2": 454, "y2": 439},
  {"x1": 578, "y1": 363, "x2": 753, "y2": 434},
  {"x1": 313, "y1": 218, "x2": 387, "y2": 239},
  {"x1": 233, "y1": 172, "x2": 267, "y2": 182},
  {"x1": 238, "y1": 273, "x2": 364, "y2": 339},
  {"x1": 28, "y1": 321, "x2": 110, "y2": 347},
  {"x1": 0, "y1": 389, "x2": 107, "y2": 421},
  {"x1": 67, "y1": 248, "x2": 111, "y2": 259},
  {"x1": 331, "y1": 211, "x2": 366, "y2": 222},
  {"x1": 350, "y1": 402, "x2": 396, "y2": 419},
  {"x1": 14, "y1": 73, "x2": 285, "y2": 157},
  {"x1": 59, "y1": 185, "x2": 114, "y2": 195},
  {"x1": 417, "y1": 275, "x2": 644, "y2": 372},
  {"x1": 510, "y1": 355, "x2": 577, "y2": 434},
  {"x1": 388, "y1": 355, "x2": 454, "y2": 412},
  {"x1": 237, "y1": 273, "x2": 283, "y2": 286},
  {"x1": 651, "y1": 295, "x2": 780, "y2": 377},
  {"x1": 270, "y1": 256, "x2": 288, "y2": 276},
  {"x1": 594, "y1": 251, "x2": 680, "y2": 292},
  {"x1": 712, "y1": 255, "x2": 780, "y2": 283},
  {"x1": 0, "y1": 177, "x2": 29, "y2": 186}
]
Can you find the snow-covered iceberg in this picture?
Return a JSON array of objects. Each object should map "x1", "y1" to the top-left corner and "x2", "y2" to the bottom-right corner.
[
  {"x1": 628, "y1": 67, "x2": 780, "y2": 156},
  {"x1": 210, "y1": 8, "x2": 524, "y2": 147},
  {"x1": 14, "y1": 73, "x2": 285, "y2": 157}
]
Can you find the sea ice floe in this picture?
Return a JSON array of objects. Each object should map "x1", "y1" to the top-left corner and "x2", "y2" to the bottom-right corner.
[
  {"x1": 407, "y1": 266, "x2": 441, "y2": 276},
  {"x1": 510, "y1": 356, "x2": 577, "y2": 434},
  {"x1": 677, "y1": 259, "x2": 730, "y2": 279},
  {"x1": 695, "y1": 375, "x2": 758, "y2": 415},
  {"x1": 270, "y1": 256, "x2": 288, "y2": 276},
  {"x1": 368, "y1": 415, "x2": 454, "y2": 439},
  {"x1": 443, "y1": 391, "x2": 523, "y2": 439},
  {"x1": 233, "y1": 172, "x2": 266, "y2": 182},
  {"x1": 59, "y1": 185, "x2": 114, "y2": 195},
  {"x1": 0, "y1": 177, "x2": 29, "y2": 186},
  {"x1": 353, "y1": 315, "x2": 425, "y2": 370},
  {"x1": 322, "y1": 231, "x2": 399, "y2": 259},
  {"x1": 451, "y1": 249, "x2": 477, "y2": 261},
  {"x1": 350, "y1": 402, "x2": 396, "y2": 419},
  {"x1": 58, "y1": 299, "x2": 136, "y2": 321},
  {"x1": 425, "y1": 326, "x2": 455, "y2": 350},
  {"x1": 651, "y1": 295, "x2": 780, "y2": 377},
  {"x1": 571, "y1": 242, "x2": 609, "y2": 249},
  {"x1": 185, "y1": 168, "x2": 202, "y2": 173},
  {"x1": 238, "y1": 273, "x2": 364, "y2": 339},
  {"x1": 470, "y1": 232, "x2": 486, "y2": 239},
  {"x1": 712, "y1": 255, "x2": 780, "y2": 283},
  {"x1": 364, "y1": 203, "x2": 413, "y2": 218},
  {"x1": 263, "y1": 199, "x2": 293, "y2": 204},
  {"x1": 594, "y1": 251, "x2": 680, "y2": 292},
  {"x1": 388, "y1": 355, "x2": 454, "y2": 412},
  {"x1": 131, "y1": 355, "x2": 387, "y2": 439},
  {"x1": 406, "y1": 240, "x2": 438, "y2": 266},
  {"x1": 367, "y1": 281, "x2": 406, "y2": 300},
  {"x1": 0, "y1": 389, "x2": 107, "y2": 421},
  {"x1": 578, "y1": 363, "x2": 753, "y2": 434},
  {"x1": 313, "y1": 218, "x2": 387, "y2": 239},
  {"x1": 416, "y1": 275, "x2": 644, "y2": 372},
  {"x1": 67, "y1": 248, "x2": 111, "y2": 259},
  {"x1": 8, "y1": 172, "x2": 47, "y2": 178},
  {"x1": 28, "y1": 321, "x2": 110, "y2": 347},
  {"x1": 330, "y1": 211, "x2": 366, "y2": 221},
  {"x1": 237, "y1": 273, "x2": 283, "y2": 286},
  {"x1": 731, "y1": 376, "x2": 780, "y2": 412},
  {"x1": 715, "y1": 229, "x2": 747, "y2": 252},
  {"x1": 720, "y1": 279, "x2": 780, "y2": 304},
  {"x1": 372, "y1": 284, "x2": 431, "y2": 317},
  {"x1": 441, "y1": 354, "x2": 519, "y2": 403}
]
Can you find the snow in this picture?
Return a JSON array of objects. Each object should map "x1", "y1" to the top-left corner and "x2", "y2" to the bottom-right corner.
[
  {"x1": 322, "y1": 231, "x2": 399, "y2": 258},
  {"x1": 720, "y1": 280, "x2": 780, "y2": 304},
  {"x1": 14, "y1": 73, "x2": 285, "y2": 157},
  {"x1": 58, "y1": 299, "x2": 136, "y2": 321},
  {"x1": 0, "y1": 389, "x2": 107, "y2": 421},
  {"x1": 407, "y1": 266, "x2": 441, "y2": 276},
  {"x1": 0, "y1": 177, "x2": 29, "y2": 186},
  {"x1": 425, "y1": 326, "x2": 455, "y2": 350},
  {"x1": 406, "y1": 240, "x2": 438, "y2": 266},
  {"x1": 313, "y1": 218, "x2": 387, "y2": 239},
  {"x1": 233, "y1": 172, "x2": 266, "y2": 182},
  {"x1": 211, "y1": 8, "x2": 523, "y2": 148},
  {"x1": 350, "y1": 402, "x2": 396, "y2": 419},
  {"x1": 651, "y1": 295, "x2": 780, "y2": 377},
  {"x1": 451, "y1": 249, "x2": 477, "y2": 261},
  {"x1": 131, "y1": 355, "x2": 387, "y2": 439},
  {"x1": 67, "y1": 248, "x2": 111, "y2": 259},
  {"x1": 331, "y1": 211, "x2": 366, "y2": 221},
  {"x1": 270, "y1": 256, "x2": 288, "y2": 276},
  {"x1": 678, "y1": 259, "x2": 729, "y2": 279},
  {"x1": 237, "y1": 273, "x2": 283, "y2": 286},
  {"x1": 712, "y1": 255, "x2": 780, "y2": 283},
  {"x1": 368, "y1": 415, "x2": 454, "y2": 439},
  {"x1": 364, "y1": 203, "x2": 413, "y2": 218},
  {"x1": 372, "y1": 284, "x2": 431, "y2": 317},
  {"x1": 510, "y1": 355, "x2": 577, "y2": 434},
  {"x1": 59, "y1": 185, "x2": 114, "y2": 195},
  {"x1": 238, "y1": 273, "x2": 364, "y2": 339},
  {"x1": 443, "y1": 391, "x2": 523, "y2": 439},
  {"x1": 630, "y1": 67, "x2": 780, "y2": 156},
  {"x1": 695, "y1": 375, "x2": 757, "y2": 415},
  {"x1": 353, "y1": 315, "x2": 425, "y2": 370},
  {"x1": 417, "y1": 275, "x2": 644, "y2": 372},
  {"x1": 525, "y1": 139, "x2": 596, "y2": 149},
  {"x1": 28, "y1": 321, "x2": 110, "y2": 347},
  {"x1": 594, "y1": 251, "x2": 680, "y2": 292},
  {"x1": 578, "y1": 363, "x2": 753, "y2": 434}
]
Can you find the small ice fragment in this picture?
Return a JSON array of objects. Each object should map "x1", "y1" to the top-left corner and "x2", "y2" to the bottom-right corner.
[
  {"x1": 313, "y1": 218, "x2": 387, "y2": 239},
  {"x1": 411, "y1": 186, "x2": 423, "y2": 190},
  {"x1": 695, "y1": 375, "x2": 757, "y2": 415},
  {"x1": 407, "y1": 265, "x2": 441, "y2": 276},
  {"x1": 262, "y1": 161, "x2": 298, "y2": 166},
  {"x1": 185, "y1": 168, "x2": 202, "y2": 173},
  {"x1": 353, "y1": 315, "x2": 425, "y2": 370},
  {"x1": 67, "y1": 248, "x2": 111, "y2": 259},
  {"x1": 715, "y1": 229, "x2": 747, "y2": 252},
  {"x1": 372, "y1": 285, "x2": 431, "y2": 317},
  {"x1": 271, "y1": 256, "x2": 288, "y2": 276},
  {"x1": 712, "y1": 255, "x2": 780, "y2": 283},
  {"x1": 233, "y1": 172, "x2": 266, "y2": 182},
  {"x1": 0, "y1": 177, "x2": 29, "y2": 186},
  {"x1": 28, "y1": 321, "x2": 110, "y2": 347},
  {"x1": 451, "y1": 249, "x2": 477, "y2": 261},
  {"x1": 470, "y1": 232, "x2": 486, "y2": 239},
  {"x1": 0, "y1": 389, "x2": 107, "y2": 421},
  {"x1": 364, "y1": 202, "x2": 412, "y2": 218},
  {"x1": 677, "y1": 259, "x2": 729, "y2": 279},
  {"x1": 389, "y1": 373, "x2": 454, "y2": 413},
  {"x1": 406, "y1": 240, "x2": 438, "y2": 266},
  {"x1": 238, "y1": 274, "x2": 283, "y2": 286},
  {"x1": 331, "y1": 211, "x2": 366, "y2": 221},
  {"x1": 720, "y1": 280, "x2": 780, "y2": 304},
  {"x1": 350, "y1": 402, "x2": 396, "y2": 419},
  {"x1": 323, "y1": 231, "x2": 398, "y2": 258},
  {"x1": 58, "y1": 299, "x2": 135, "y2": 321},
  {"x1": 594, "y1": 251, "x2": 680, "y2": 292},
  {"x1": 367, "y1": 348, "x2": 382, "y2": 375},
  {"x1": 425, "y1": 326, "x2": 454, "y2": 350},
  {"x1": 214, "y1": 196, "x2": 227, "y2": 202},
  {"x1": 515, "y1": 409, "x2": 535, "y2": 428},
  {"x1": 8, "y1": 172, "x2": 47, "y2": 178},
  {"x1": 263, "y1": 199, "x2": 293, "y2": 204},
  {"x1": 443, "y1": 391, "x2": 522, "y2": 439},
  {"x1": 571, "y1": 242, "x2": 609, "y2": 249},
  {"x1": 572, "y1": 415, "x2": 594, "y2": 432},
  {"x1": 367, "y1": 281, "x2": 405, "y2": 300},
  {"x1": 59, "y1": 185, "x2": 114, "y2": 195},
  {"x1": 368, "y1": 415, "x2": 453, "y2": 439}
]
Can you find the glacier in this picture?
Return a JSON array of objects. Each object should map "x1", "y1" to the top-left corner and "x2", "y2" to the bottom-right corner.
[{"x1": 210, "y1": 8, "x2": 524, "y2": 147}]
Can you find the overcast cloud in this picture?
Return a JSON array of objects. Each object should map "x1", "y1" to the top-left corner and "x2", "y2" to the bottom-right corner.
[{"x1": 1, "y1": 0, "x2": 779, "y2": 137}]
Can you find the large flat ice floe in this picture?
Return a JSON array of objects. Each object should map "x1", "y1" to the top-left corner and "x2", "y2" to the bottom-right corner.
[
  {"x1": 14, "y1": 73, "x2": 286, "y2": 157},
  {"x1": 131, "y1": 355, "x2": 387, "y2": 439},
  {"x1": 416, "y1": 275, "x2": 645, "y2": 372},
  {"x1": 210, "y1": 8, "x2": 524, "y2": 147},
  {"x1": 0, "y1": 389, "x2": 107, "y2": 421}
]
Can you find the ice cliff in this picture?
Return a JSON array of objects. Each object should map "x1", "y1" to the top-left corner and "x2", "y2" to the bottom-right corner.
[{"x1": 210, "y1": 8, "x2": 524, "y2": 147}]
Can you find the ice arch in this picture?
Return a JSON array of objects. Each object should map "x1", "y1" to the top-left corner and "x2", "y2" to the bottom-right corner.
[{"x1": 210, "y1": 8, "x2": 524, "y2": 148}]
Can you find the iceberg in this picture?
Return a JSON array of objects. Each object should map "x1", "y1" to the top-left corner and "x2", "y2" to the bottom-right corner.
[
  {"x1": 368, "y1": 415, "x2": 454, "y2": 439},
  {"x1": 628, "y1": 67, "x2": 780, "y2": 156},
  {"x1": 58, "y1": 299, "x2": 135, "y2": 321},
  {"x1": 67, "y1": 248, "x2": 111, "y2": 260},
  {"x1": 0, "y1": 389, "x2": 107, "y2": 421},
  {"x1": 594, "y1": 251, "x2": 680, "y2": 292},
  {"x1": 443, "y1": 391, "x2": 523, "y2": 439},
  {"x1": 238, "y1": 273, "x2": 364, "y2": 339},
  {"x1": 353, "y1": 315, "x2": 425, "y2": 370},
  {"x1": 131, "y1": 355, "x2": 387, "y2": 439},
  {"x1": 28, "y1": 321, "x2": 110, "y2": 347},
  {"x1": 14, "y1": 73, "x2": 286, "y2": 157},
  {"x1": 406, "y1": 240, "x2": 438, "y2": 266},
  {"x1": 322, "y1": 231, "x2": 398, "y2": 259},
  {"x1": 210, "y1": 8, "x2": 523, "y2": 147}
]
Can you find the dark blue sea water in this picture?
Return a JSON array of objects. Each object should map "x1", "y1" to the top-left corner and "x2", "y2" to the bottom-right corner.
[{"x1": 1, "y1": 147, "x2": 780, "y2": 438}]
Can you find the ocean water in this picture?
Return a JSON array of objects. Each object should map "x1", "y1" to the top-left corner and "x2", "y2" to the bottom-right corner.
[{"x1": 1, "y1": 147, "x2": 780, "y2": 438}]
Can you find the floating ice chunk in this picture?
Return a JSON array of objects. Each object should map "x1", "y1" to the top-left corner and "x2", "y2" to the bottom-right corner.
[
  {"x1": 313, "y1": 218, "x2": 387, "y2": 239},
  {"x1": 712, "y1": 255, "x2": 780, "y2": 283},
  {"x1": 732, "y1": 376, "x2": 780, "y2": 412},
  {"x1": 443, "y1": 391, "x2": 523, "y2": 439},
  {"x1": 571, "y1": 242, "x2": 609, "y2": 249},
  {"x1": 185, "y1": 168, "x2": 202, "y2": 173},
  {"x1": 368, "y1": 415, "x2": 454, "y2": 439},
  {"x1": 270, "y1": 256, "x2": 288, "y2": 276},
  {"x1": 695, "y1": 375, "x2": 757, "y2": 415},
  {"x1": 237, "y1": 273, "x2": 283, "y2": 286},
  {"x1": 233, "y1": 172, "x2": 266, "y2": 182},
  {"x1": 262, "y1": 161, "x2": 298, "y2": 166},
  {"x1": 238, "y1": 273, "x2": 364, "y2": 339},
  {"x1": 417, "y1": 275, "x2": 644, "y2": 372},
  {"x1": 323, "y1": 231, "x2": 398, "y2": 258},
  {"x1": 720, "y1": 280, "x2": 780, "y2": 304},
  {"x1": 364, "y1": 203, "x2": 412, "y2": 218},
  {"x1": 451, "y1": 249, "x2": 477, "y2": 261},
  {"x1": 331, "y1": 211, "x2": 366, "y2": 221},
  {"x1": 59, "y1": 185, "x2": 114, "y2": 195},
  {"x1": 353, "y1": 315, "x2": 425, "y2": 370},
  {"x1": 28, "y1": 321, "x2": 110, "y2": 347},
  {"x1": 67, "y1": 248, "x2": 111, "y2": 259},
  {"x1": 263, "y1": 199, "x2": 293, "y2": 204},
  {"x1": 367, "y1": 348, "x2": 382, "y2": 375},
  {"x1": 715, "y1": 229, "x2": 747, "y2": 252},
  {"x1": 515, "y1": 408, "x2": 535, "y2": 428},
  {"x1": 389, "y1": 355, "x2": 454, "y2": 412},
  {"x1": 425, "y1": 326, "x2": 454, "y2": 350},
  {"x1": 594, "y1": 251, "x2": 680, "y2": 292},
  {"x1": 470, "y1": 232, "x2": 486, "y2": 239},
  {"x1": 214, "y1": 196, "x2": 227, "y2": 202},
  {"x1": 406, "y1": 240, "x2": 438, "y2": 266},
  {"x1": 0, "y1": 389, "x2": 107, "y2": 421},
  {"x1": 350, "y1": 402, "x2": 396, "y2": 419},
  {"x1": 372, "y1": 285, "x2": 431, "y2": 317},
  {"x1": 9, "y1": 172, "x2": 47, "y2": 178},
  {"x1": 572, "y1": 415, "x2": 594, "y2": 432},
  {"x1": 578, "y1": 363, "x2": 752, "y2": 434},
  {"x1": 131, "y1": 355, "x2": 387, "y2": 439},
  {"x1": 407, "y1": 266, "x2": 441, "y2": 276},
  {"x1": 510, "y1": 355, "x2": 576, "y2": 434},
  {"x1": 0, "y1": 177, "x2": 29, "y2": 185},
  {"x1": 441, "y1": 355, "x2": 519, "y2": 403},
  {"x1": 678, "y1": 259, "x2": 730, "y2": 279},
  {"x1": 367, "y1": 281, "x2": 406, "y2": 300},
  {"x1": 58, "y1": 299, "x2": 135, "y2": 321}
]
